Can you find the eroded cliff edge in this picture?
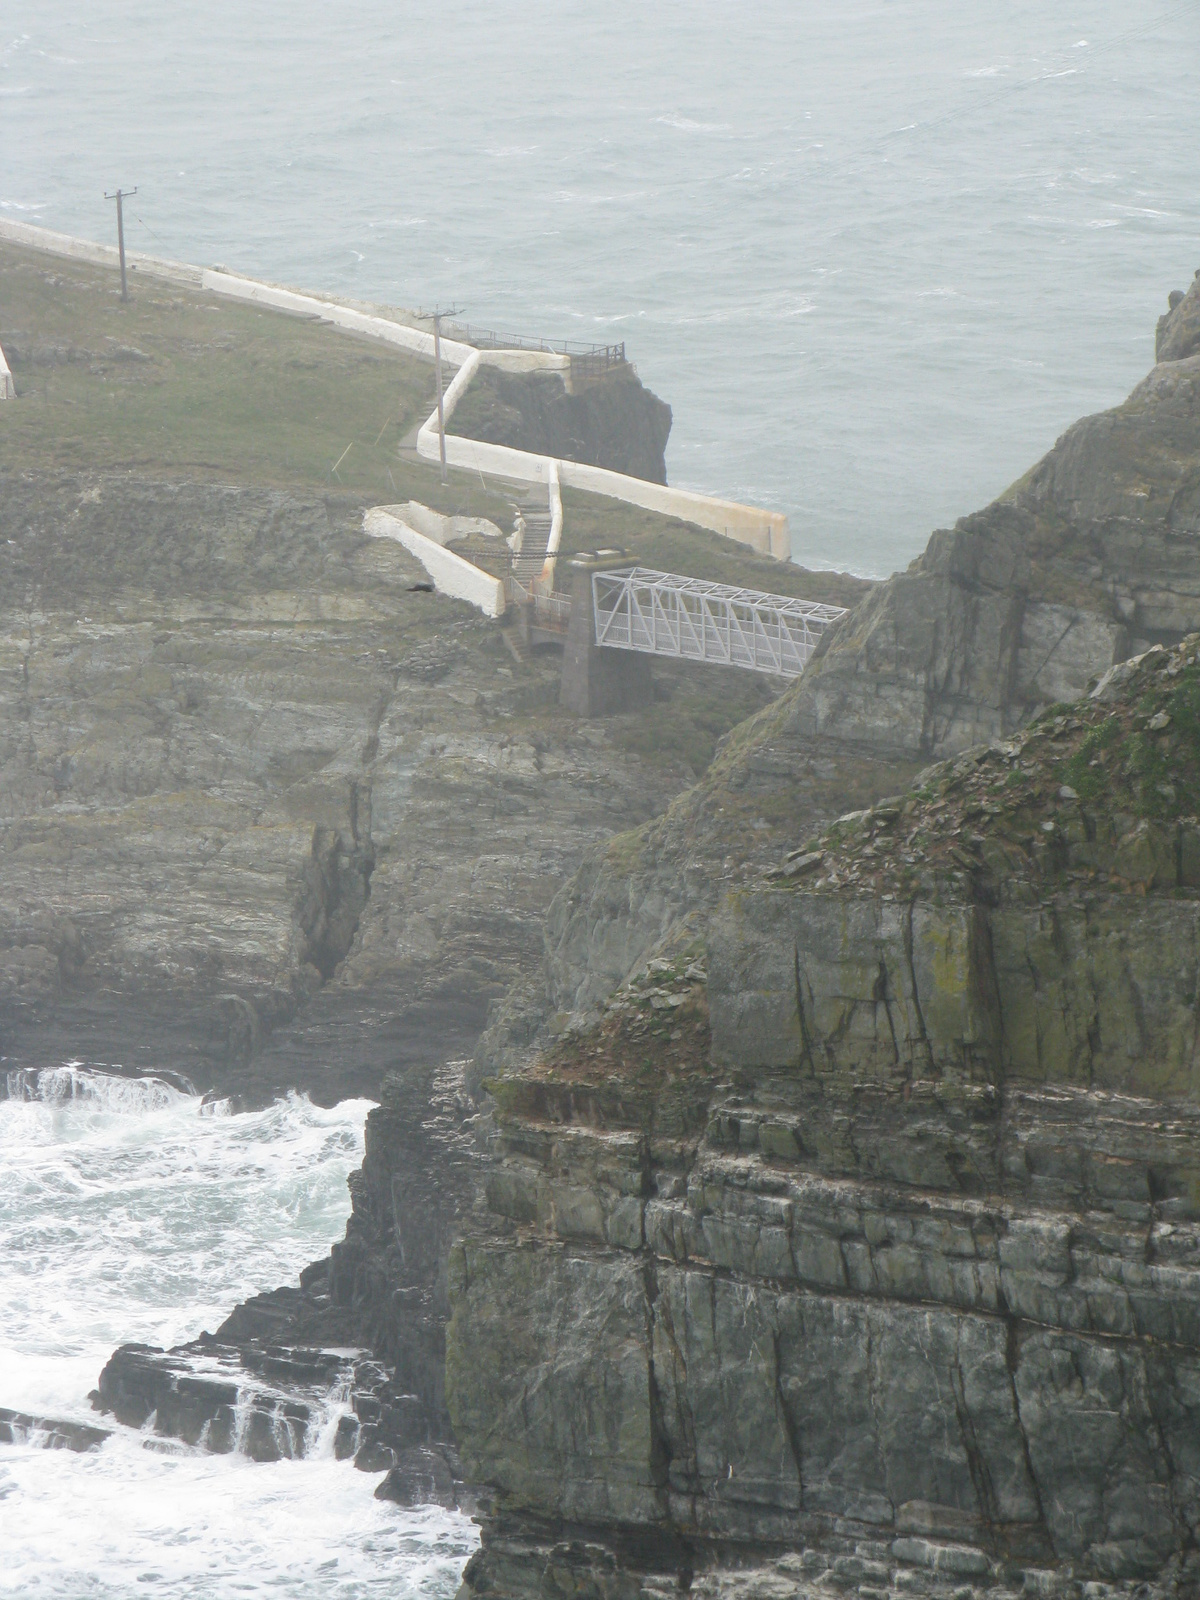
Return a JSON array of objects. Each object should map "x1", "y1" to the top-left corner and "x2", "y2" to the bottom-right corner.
[
  {"x1": 440, "y1": 278, "x2": 1200, "y2": 1599},
  {"x1": 449, "y1": 635, "x2": 1200, "y2": 1600},
  {"x1": 66, "y1": 267, "x2": 1200, "y2": 1599},
  {"x1": 0, "y1": 476, "x2": 789, "y2": 1101},
  {"x1": 478, "y1": 270, "x2": 1200, "y2": 1069}
]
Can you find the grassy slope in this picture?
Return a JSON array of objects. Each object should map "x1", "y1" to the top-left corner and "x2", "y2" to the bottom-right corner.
[
  {"x1": 0, "y1": 238, "x2": 872, "y2": 781},
  {"x1": 0, "y1": 241, "x2": 510, "y2": 520},
  {"x1": 0, "y1": 239, "x2": 868, "y2": 603}
]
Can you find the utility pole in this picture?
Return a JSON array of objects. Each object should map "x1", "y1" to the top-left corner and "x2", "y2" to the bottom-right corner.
[
  {"x1": 104, "y1": 187, "x2": 138, "y2": 302},
  {"x1": 430, "y1": 306, "x2": 462, "y2": 485}
]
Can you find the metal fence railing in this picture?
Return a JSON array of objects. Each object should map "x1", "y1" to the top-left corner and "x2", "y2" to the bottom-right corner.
[
  {"x1": 444, "y1": 322, "x2": 625, "y2": 362},
  {"x1": 591, "y1": 568, "x2": 847, "y2": 679},
  {"x1": 507, "y1": 577, "x2": 572, "y2": 634}
]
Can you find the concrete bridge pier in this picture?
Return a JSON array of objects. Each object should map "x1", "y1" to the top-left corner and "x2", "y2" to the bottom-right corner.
[{"x1": 559, "y1": 555, "x2": 653, "y2": 717}]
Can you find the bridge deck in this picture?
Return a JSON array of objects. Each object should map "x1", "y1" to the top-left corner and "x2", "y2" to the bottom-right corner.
[{"x1": 592, "y1": 567, "x2": 847, "y2": 679}]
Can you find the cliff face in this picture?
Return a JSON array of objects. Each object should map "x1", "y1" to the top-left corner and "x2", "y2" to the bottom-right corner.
[
  {"x1": 478, "y1": 274, "x2": 1200, "y2": 1069},
  {"x1": 1157, "y1": 270, "x2": 1200, "y2": 364},
  {"x1": 441, "y1": 284, "x2": 1200, "y2": 1598},
  {"x1": 0, "y1": 472, "x2": 729, "y2": 1100},
  {"x1": 451, "y1": 364, "x2": 673, "y2": 484},
  {"x1": 448, "y1": 636, "x2": 1200, "y2": 1600}
]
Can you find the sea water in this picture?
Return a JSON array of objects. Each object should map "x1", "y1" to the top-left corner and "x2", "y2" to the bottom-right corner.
[
  {"x1": 0, "y1": 1070, "x2": 476, "y2": 1598},
  {"x1": 2, "y1": 1, "x2": 1198, "y2": 575}
]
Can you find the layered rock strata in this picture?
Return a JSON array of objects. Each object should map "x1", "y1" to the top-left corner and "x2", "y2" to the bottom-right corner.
[
  {"x1": 93, "y1": 1048, "x2": 487, "y2": 1506},
  {"x1": 448, "y1": 637, "x2": 1200, "y2": 1598},
  {"x1": 479, "y1": 269, "x2": 1200, "y2": 1070},
  {"x1": 0, "y1": 472, "x2": 744, "y2": 1100}
]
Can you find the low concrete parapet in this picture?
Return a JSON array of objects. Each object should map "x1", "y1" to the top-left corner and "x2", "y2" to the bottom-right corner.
[
  {"x1": 199, "y1": 271, "x2": 478, "y2": 369},
  {"x1": 364, "y1": 506, "x2": 507, "y2": 618},
  {"x1": 417, "y1": 353, "x2": 789, "y2": 560}
]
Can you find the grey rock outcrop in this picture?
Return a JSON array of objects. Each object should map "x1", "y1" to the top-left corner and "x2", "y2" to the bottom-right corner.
[
  {"x1": 452, "y1": 363, "x2": 673, "y2": 485},
  {"x1": 479, "y1": 279, "x2": 1200, "y2": 1068},
  {"x1": 0, "y1": 473, "x2": 703, "y2": 1099},
  {"x1": 1156, "y1": 269, "x2": 1200, "y2": 364},
  {"x1": 448, "y1": 639, "x2": 1200, "y2": 1599}
]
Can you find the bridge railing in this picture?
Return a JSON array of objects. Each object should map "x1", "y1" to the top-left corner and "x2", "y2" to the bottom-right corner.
[
  {"x1": 507, "y1": 577, "x2": 572, "y2": 635},
  {"x1": 592, "y1": 568, "x2": 847, "y2": 679}
]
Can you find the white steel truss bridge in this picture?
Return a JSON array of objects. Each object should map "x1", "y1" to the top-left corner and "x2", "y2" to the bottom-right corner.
[{"x1": 591, "y1": 567, "x2": 848, "y2": 679}]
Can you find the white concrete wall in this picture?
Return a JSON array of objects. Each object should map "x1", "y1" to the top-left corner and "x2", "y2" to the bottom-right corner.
[
  {"x1": 364, "y1": 507, "x2": 507, "y2": 618},
  {"x1": 559, "y1": 460, "x2": 790, "y2": 560},
  {"x1": 415, "y1": 339, "x2": 789, "y2": 560},
  {"x1": 479, "y1": 348, "x2": 571, "y2": 379},
  {"x1": 539, "y1": 461, "x2": 564, "y2": 590},
  {"x1": 414, "y1": 424, "x2": 789, "y2": 560},
  {"x1": 1, "y1": 218, "x2": 790, "y2": 560},
  {"x1": 0, "y1": 343, "x2": 14, "y2": 401},
  {"x1": 0, "y1": 217, "x2": 202, "y2": 286},
  {"x1": 393, "y1": 501, "x2": 505, "y2": 546},
  {"x1": 198, "y1": 271, "x2": 480, "y2": 368}
]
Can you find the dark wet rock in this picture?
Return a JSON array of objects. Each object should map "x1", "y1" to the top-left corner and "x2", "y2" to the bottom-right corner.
[
  {"x1": 0, "y1": 1406, "x2": 110, "y2": 1452},
  {"x1": 90, "y1": 1053, "x2": 488, "y2": 1480},
  {"x1": 452, "y1": 363, "x2": 673, "y2": 485},
  {"x1": 373, "y1": 1443, "x2": 471, "y2": 1510},
  {"x1": 94, "y1": 1340, "x2": 351, "y2": 1460},
  {"x1": 449, "y1": 298, "x2": 1200, "y2": 1597}
]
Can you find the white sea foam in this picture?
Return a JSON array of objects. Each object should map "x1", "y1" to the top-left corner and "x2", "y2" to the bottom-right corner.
[{"x1": 0, "y1": 1075, "x2": 477, "y2": 1596}]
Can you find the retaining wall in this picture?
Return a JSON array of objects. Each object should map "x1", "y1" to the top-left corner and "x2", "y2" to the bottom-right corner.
[
  {"x1": 418, "y1": 343, "x2": 788, "y2": 560},
  {"x1": 363, "y1": 507, "x2": 506, "y2": 619},
  {"x1": 0, "y1": 218, "x2": 203, "y2": 286},
  {"x1": 198, "y1": 271, "x2": 479, "y2": 368}
]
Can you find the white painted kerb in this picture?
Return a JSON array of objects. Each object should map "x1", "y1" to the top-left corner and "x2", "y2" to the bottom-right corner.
[
  {"x1": 364, "y1": 506, "x2": 506, "y2": 618},
  {"x1": 0, "y1": 343, "x2": 14, "y2": 401}
]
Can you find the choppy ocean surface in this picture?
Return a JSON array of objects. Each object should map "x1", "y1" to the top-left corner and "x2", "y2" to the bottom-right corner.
[
  {"x1": 2, "y1": 2, "x2": 1198, "y2": 575},
  {"x1": 0, "y1": 1072, "x2": 476, "y2": 1598}
]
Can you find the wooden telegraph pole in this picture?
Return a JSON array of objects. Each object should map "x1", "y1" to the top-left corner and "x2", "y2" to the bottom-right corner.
[{"x1": 104, "y1": 187, "x2": 138, "y2": 302}]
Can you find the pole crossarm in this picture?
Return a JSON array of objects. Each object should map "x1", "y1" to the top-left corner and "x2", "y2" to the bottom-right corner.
[{"x1": 591, "y1": 567, "x2": 848, "y2": 679}]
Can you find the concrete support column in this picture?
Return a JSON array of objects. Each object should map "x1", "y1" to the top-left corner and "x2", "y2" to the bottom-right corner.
[{"x1": 559, "y1": 556, "x2": 654, "y2": 717}]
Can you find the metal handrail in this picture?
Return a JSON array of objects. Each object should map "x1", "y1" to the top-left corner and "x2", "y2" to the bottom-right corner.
[
  {"x1": 507, "y1": 577, "x2": 573, "y2": 631},
  {"x1": 591, "y1": 567, "x2": 847, "y2": 679},
  {"x1": 444, "y1": 323, "x2": 626, "y2": 364}
]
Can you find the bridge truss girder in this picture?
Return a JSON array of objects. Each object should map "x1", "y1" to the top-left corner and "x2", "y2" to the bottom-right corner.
[{"x1": 591, "y1": 567, "x2": 847, "y2": 679}]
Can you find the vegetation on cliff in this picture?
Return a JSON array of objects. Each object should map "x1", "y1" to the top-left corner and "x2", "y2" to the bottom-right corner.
[{"x1": 780, "y1": 635, "x2": 1200, "y2": 906}]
